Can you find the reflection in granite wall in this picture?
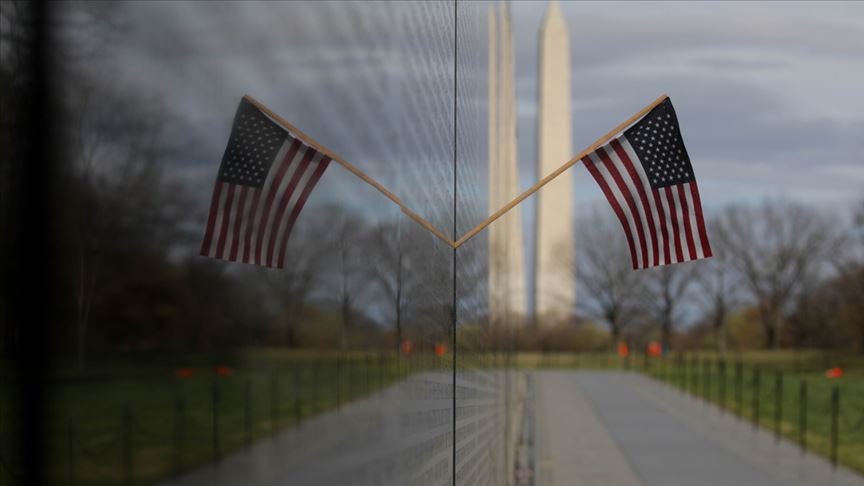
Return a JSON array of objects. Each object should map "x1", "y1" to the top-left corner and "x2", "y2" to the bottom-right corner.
[
  {"x1": 265, "y1": 2, "x2": 459, "y2": 484},
  {"x1": 278, "y1": 2, "x2": 519, "y2": 484},
  {"x1": 47, "y1": 1, "x2": 518, "y2": 485},
  {"x1": 225, "y1": 2, "x2": 519, "y2": 485},
  {"x1": 455, "y1": 3, "x2": 518, "y2": 486}
]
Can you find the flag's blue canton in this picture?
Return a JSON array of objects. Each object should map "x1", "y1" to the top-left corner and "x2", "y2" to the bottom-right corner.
[
  {"x1": 217, "y1": 99, "x2": 287, "y2": 188},
  {"x1": 624, "y1": 98, "x2": 694, "y2": 189}
]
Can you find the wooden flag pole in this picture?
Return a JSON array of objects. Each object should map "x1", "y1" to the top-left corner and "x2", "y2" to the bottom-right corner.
[
  {"x1": 452, "y1": 93, "x2": 669, "y2": 248},
  {"x1": 243, "y1": 93, "x2": 669, "y2": 250},
  {"x1": 242, "y1": 95, "x2": 455, "y2": 248}
]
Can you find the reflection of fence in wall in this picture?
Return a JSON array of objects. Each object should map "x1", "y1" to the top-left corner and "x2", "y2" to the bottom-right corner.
[
  {"x1": 39, "y1": 352, "x2": 864, "y2": 484},
  {"x1": 61, "y1": 353, "x2": 452, "y2": 486}
]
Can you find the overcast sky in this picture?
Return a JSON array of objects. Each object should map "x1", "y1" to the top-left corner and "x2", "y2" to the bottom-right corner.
[
  {"x1": 507, "y1": 0, "x2": 864, "y2": 292},
  {"x1": 64, "y1": 0, "x2": 864, "y2": 240},
  {"x1": 512, "y1": 1, "x2": 864, "y2": 211}
]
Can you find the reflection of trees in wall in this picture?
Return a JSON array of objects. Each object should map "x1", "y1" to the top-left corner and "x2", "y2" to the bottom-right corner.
[
  {"x1": 371, "y1": 220, "x2": 429, "y2": 353},
  {"x1": 63, "y1": 83, "x2": 185, "y2": 368},
  {"x1": 1, "y1": 1, "x2": 186, "y2": 366},
  {"x1": 318, "y1": 207, "x2": 369, "y2": 351},
  {"x1": 257, "y1": 225, "x2": 328, "y2": 348}
]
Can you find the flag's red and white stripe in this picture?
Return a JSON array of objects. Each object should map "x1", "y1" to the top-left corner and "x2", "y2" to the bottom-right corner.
[
  {"x1": 200, "y1": 137, "x2": 330, "y2": 269},
  {"x1": 582, "y1": 136, "x2": 711, "y2": 269}
]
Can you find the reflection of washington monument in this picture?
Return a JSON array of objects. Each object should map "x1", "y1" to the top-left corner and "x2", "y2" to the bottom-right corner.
[
  {"x1": 534, "y1": 0, "x2": 574, "y2": 324},
  {"x1": 488, "y1": 0, "x2": 574, "y2": 327},
  {"x1": 488, "y1": 2, "x2": 526, "y2": 326}
]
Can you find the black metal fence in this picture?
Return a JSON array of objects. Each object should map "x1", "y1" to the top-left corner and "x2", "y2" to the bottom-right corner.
[
  {"x1": 641, "y1": 353, "x2": 864, "y2": 470},
  {"x1": 59, "y1": 352, "x2": 434, "y2": 486}
]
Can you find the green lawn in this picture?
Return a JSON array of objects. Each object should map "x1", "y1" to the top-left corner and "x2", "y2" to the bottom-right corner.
[
  {"x1": 45, "y1": 350, "x2": 431, "y2": 486},
  {"x1": 642, "y1": 351, "x2": 864, "y2": 474}
]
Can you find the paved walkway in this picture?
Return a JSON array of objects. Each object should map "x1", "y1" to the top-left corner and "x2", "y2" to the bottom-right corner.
[
  {"x1": 160, "y1": 370, "x2": 515, "y2": 486},
  {"x1": 160, "y1": 372, "x2": 457, "y2": 486},
  {"x1": 533, "y1": 371, "x2": 864, "y2": 486}
]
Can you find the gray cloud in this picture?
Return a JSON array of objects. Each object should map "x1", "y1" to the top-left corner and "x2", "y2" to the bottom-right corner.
[
  {"x1": 508, "y1": 2, "x2": 864, "y2": 212},
  {"x1": 58, "y1": 1, "x2": 864, "y2": 219}
]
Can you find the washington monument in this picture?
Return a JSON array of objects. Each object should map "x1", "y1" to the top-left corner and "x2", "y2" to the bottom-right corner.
[
  {"x1": 488, "y1": 3, "x2": 526, "y2": 326},
  {"x1": 534, "y1": 0, "x2": 575, "y2": 324}
]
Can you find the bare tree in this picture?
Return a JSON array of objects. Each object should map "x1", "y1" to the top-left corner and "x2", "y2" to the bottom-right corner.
[
  {"x1": 693, "y1": 219, "x2": 739, "y2": 353},
  {"x1": 826, "y1": 198, "x2": 864, "y2": 351},
  {"x1": 576, "y1": 210, "x2": 644, "y2": 348},
  {"x1": 370, "y1": 219, "x2": 421, "y2": 353},
  {"x1": 641, "y1": 264, "x2": 694, "y2": 352},
  {"x1": 319, "y1": 206, "x2": 370, "y2": 350},
  {"x1": 400, "y1": 227, "x2": 453, "y2": 348},
  {"x1": 717, "y1": 202, "x2": 834, "y2": 349},
  {"x1": 256, "y1": 224, "x2": 327, "y2": 347},
  {"x1": 63, "y1": 83, "x2": 188, "y2": 367}
]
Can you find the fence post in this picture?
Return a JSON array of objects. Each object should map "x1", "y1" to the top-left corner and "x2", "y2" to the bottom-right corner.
[
  {"x1": 271, "y1": 371, "x2": 278, "y2": 432},
  {"x1": 365, "y1": 354, "x2": 371, "y2": 394},
  {"x1": 348, "y1": 354, "x2": 355, "y2": 398},
  {"x1": 752, "y1": 367, "x2": 761, "y2": 429},
  {"x1": 686, "y1": 354, "x2": 692, "y2": 392},
  {"x1": 831, "y1": 386, "x2": 839, "y2": 468},
  {"x1": 293, "y1": 366, "x2": 302, "y2": 426},
  {"x1": 735, "y1": 360, "x2": 743, "y2": 418},
  {"x1": 122, "y1": 404, "x2": 133, "y2": 486},
  {"x1": 212, "y1": 381, "x2": 221, "y2": 463},
  {"x1": 719, "y1": 359, "x2": 726, "y2": 411},
  {"x1": 660, "y1": 352, "x2": 666, "y2": 382},
  {"x1": 378, "y1": 352, "x2": 385, "y2": 389},
  {"x1": 684, "y1": 354, "x2": 690, "y2": 393},
  {"x1": 244, "y1": 379, "x2": 252, "y2": 449},
  {"x1": 774, "y1": 371, "x2": 783, "y2": 442},
  {"x1": 174, "y1": 396, "x2": 185, "y2": 476},
  {"x1": 311, "y1": 365, "x2": 319, "y2": 414},
  {"x1": 336, "y1": 356, "x2": 342, "y2": 411},
  {"x1": 799, "y1": 380, "x2": 807, "y2": 455},
  {"x1": 374, "y1": 353, "x2": 380, "y2": 389},
  {"x1": 704, "y1": 358, "x2": 711, "y2": 402},
  {"x1": 694, "y1": 356, "x2": 701, "y2": 399}
]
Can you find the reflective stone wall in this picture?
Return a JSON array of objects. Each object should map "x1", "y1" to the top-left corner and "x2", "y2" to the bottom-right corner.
[{"x1": 44, "y1": 1, "x2": 517, "y2": 485}]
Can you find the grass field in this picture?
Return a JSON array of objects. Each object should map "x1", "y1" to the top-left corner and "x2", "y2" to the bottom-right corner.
[
  {"x1": 9, "y1": 349, "x2": 864, "y2": 485},
  {"x1": 645, "y1": 351, "x2": 864, "y2": 474},
  {"x1": 41, "y1": 350, "x2": 444, "y2": 486}
]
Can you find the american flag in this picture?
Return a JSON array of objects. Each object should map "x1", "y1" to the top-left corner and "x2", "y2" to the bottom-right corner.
[
  {"x1": 582, "y1": 97, "x2": 712, "y2": 269},
  {"x1": 200, "y1": 98, "x2": 331, "y2": 268}
]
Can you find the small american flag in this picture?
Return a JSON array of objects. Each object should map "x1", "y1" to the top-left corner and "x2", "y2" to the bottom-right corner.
[
  {"x1": 200, "y1": 98, "x2": 331, "y2": 268},
  {"x1": 582, "y1": 97, "x2": 711, "y2": 269}
]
